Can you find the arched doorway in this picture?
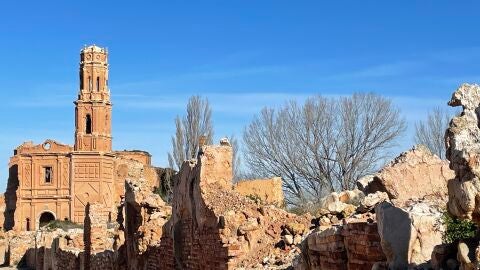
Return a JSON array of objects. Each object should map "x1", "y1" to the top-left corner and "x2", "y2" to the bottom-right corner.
[{"x1": 39, "y1": 212, "x2": 55, "y2": 227}]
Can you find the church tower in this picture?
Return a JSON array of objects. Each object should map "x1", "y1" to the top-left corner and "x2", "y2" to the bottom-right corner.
[{"x1": 74, "y1": 45, "x2": 112, "y2": 152}]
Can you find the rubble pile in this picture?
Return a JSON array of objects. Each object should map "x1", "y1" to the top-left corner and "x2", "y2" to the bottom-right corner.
[{"x1": 297, "y1": 145, "x2": 454, "y2": 270}]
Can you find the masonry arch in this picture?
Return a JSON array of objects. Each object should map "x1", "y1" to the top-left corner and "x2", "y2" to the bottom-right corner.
[{"x1": 38, "y1": 211, "x2": 56, "y2": 228}]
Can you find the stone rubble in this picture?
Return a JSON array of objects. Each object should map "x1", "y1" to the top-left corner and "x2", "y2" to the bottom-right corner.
[{"x1": 297, "y1": 143, "x2": 456, "y2": 270}]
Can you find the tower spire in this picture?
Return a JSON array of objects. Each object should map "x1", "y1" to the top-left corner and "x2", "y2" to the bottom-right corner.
[{"x1": 74, "y1": 45, "x2": 112, "y2": 152}]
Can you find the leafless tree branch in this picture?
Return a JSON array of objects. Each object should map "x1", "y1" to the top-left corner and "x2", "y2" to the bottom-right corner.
[{"x1": 243, "y1": 93, "x2": 406, "y2": 206}]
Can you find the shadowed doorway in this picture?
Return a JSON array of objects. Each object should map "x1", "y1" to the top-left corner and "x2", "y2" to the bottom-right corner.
[{"x1": 39, "y1": 212, "x2": 55, "y2": 227}]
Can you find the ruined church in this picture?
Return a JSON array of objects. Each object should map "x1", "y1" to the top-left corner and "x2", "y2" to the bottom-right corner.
[{"x1": 5, "y1": 45, "x2": 152, "y2": 231}]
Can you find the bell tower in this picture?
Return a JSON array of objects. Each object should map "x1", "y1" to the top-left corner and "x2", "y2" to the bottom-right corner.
[{"x1": 74, "y1": 45, "x2": 112, "y2": 152}]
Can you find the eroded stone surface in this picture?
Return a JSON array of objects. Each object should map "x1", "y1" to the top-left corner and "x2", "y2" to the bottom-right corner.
[
  {"x1": 369, "y1": 145, "x2": 454, "y2": 207},
  {"x1": 123, "y1": 159, "x2": 172, "y2": 270},
  {"x1": 375, "y1": 201, "x2": 444, "y2": 269},
  {"x1": 446, "y1": 83, "x2": 480, "y2": 223}
]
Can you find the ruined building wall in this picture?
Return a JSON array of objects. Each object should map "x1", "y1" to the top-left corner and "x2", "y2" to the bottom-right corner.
[
  {"x1": 123, "y1": 160, "x2": 172, "y2": 270},
  {"x1": 7, "y1": 140, "x2": 73, "y2": 231},
  {"x1": 303, "y1": 220, "x2": 385, "y2": 270},
  {"x1": 170, "y1": 146, "x2": 232, "y2": 269},
  {"x1": 114, "y1": 151, "x2": 152, "y2": 166},
  {"x1": 234, "y1": 177, "x2": 284, "y2": 206},
  {"x1": 169, "y1": 144, "x2": 311, "y2": 269}
]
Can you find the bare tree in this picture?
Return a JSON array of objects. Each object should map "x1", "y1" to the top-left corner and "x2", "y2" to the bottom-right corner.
[
  {"x1": 168, "y1": 96, "x2": 214, "y2": 170},
  {"x1": 243, "y1": 93, "x2": 406, "y2": 206},
  {"x1": 414, "y1": 107, "x2": 451, "y2": 159},
  {"x1": 227, "y1": 134, "x2": 241, "y2": 181}
]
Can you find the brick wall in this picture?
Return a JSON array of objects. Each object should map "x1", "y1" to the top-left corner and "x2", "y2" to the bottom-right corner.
[
  {"x1": 173, "y1": 218, "x2": 229, "y2": 270},
  {"x1": 343, "y1": 222, "x2": 385, "y2": 270},
  {"x1": 304, "y1": 221, "x2": 386, "y2": 270}
]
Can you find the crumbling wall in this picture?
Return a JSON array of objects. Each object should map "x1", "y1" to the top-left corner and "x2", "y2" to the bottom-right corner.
[
  {"x1": 234, "y1": 177, "x2": 284, "y2": 206},
  {"x1": 115, "y1": 157, "x2": 162, "y2": 207},
  {"x1": 51, "y1": 231, "x2": 83, "y2": 270},
  {"x1": 301, "y1": 217, "x2": 385, "y2": 270},
  {"x1": 114, "y1": 151, "x2": 152, "y2": 166},
  {"x1": 0, "y1": 231, "x2": 37, "y2": 267},
  {"x1": 84, "y1": 203, "x2": 117, "y2": 270},
  {"x1": 123, "y1": 160, "x2": 172, "y2": 270},
  {"x1": 170, "y1": 143, "x2": 311, "y2": 269},
  {"x1": 170, "y1": 146, "x2": 233, "y2": 269}
]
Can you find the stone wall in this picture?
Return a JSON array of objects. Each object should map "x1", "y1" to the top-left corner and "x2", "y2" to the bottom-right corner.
[
  {"x1": 234, "y1": 177, "x2": 284, "y2": 206},
  {"x1": 114, "y1": 151, "x2": 152, "y2": 166},
  {"x1": 51, "y1": 232, "x2": 83, "y2": 270}
]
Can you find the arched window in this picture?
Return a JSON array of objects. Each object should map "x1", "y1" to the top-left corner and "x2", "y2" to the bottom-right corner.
[
  {"x1": 86, "y1": 114, "x2": 92, "y2": 134},
  {"x1": 88, "y1": 76, "x2": 92, "y2": 91},
  {"x1": 26, "y1": 218, "x2": 30, "y2": 231},
  {"x1": 96, "y1": 76, "x2": 100, "y2": 91}
]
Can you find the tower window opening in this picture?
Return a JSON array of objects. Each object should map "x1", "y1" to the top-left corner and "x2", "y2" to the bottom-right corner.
[
  {"x1": 44, "y1": 167, "x2": 52, "y2": 183},
  {"x1": 26, "y1": 218, "x2": 30, "y2": 231},
  {"x1": 80, "y1": 72, "x2": 84, "y2": 90},
  {"x1": 88, "y1": 76, "x2": 92, "y2": 91},
  {"x1": 86, "y1": 114, "x2": 92, "y2": 134},
  {"x1": 96, "y1": 76, "x2": 100, "y2": 91}
]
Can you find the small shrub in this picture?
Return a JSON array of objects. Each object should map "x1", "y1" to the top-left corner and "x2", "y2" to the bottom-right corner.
[
  {"x1": 44, "y1": 220, "x2": 83, "y2": 231},
  {"x1": 246, "y1": 194, "x2": 263, "y2": 205},
  {"x1": 442, "y1": 212, "x2": 477, "y2": 244},
  {"x1": 287, "y1": 201, "x2": 324, "y2": 216}
]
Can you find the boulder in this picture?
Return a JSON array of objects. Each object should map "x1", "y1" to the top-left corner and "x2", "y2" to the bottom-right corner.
[
  {"x1": 318, "y1": 190, "x2": 364, "y2": 215},
  {"x1": 357, "y1": 175, "x2": 375, "y2": 193},
  {"x1": 369, "y1": 145, "x2": 454, "y2": 207},
  {"x1": 375, "y1": 201, "x2": 444, "y2": 269},
  {"x1": 358, "y1": 191, "x2": 390, "y2": 213},
  {"x1": 431, "y1": 243, "x2": 456, "y2": 270}
]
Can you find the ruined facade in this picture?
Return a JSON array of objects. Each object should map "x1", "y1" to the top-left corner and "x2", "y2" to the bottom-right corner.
[{"x1": 5, "y1": 45, "x2": 152, "y2": 231}]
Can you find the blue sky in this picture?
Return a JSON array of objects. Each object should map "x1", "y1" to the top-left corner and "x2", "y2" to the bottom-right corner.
[{"x1": 0, "y1": 1, "x2": 479, "y2": 189}]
